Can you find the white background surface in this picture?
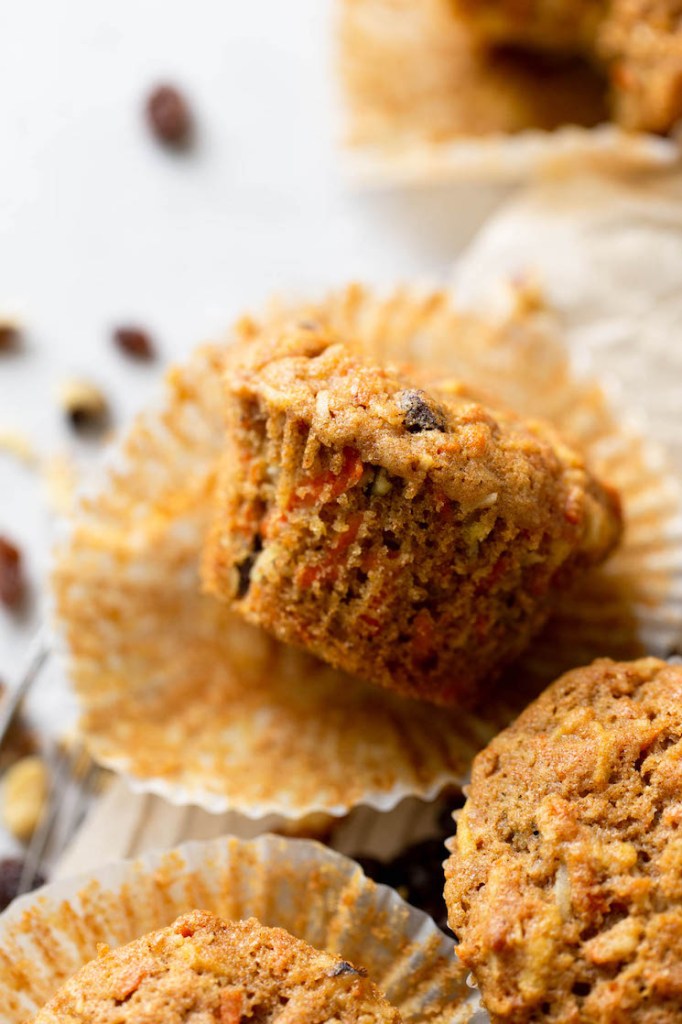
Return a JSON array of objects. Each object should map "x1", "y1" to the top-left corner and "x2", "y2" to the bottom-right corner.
[{"x1": 0, "y1": 0, "x2": 511, "y2": 694}]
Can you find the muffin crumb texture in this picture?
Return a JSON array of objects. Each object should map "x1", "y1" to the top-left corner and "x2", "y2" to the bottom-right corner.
[
  {"x1": 445, "y1": 657, "x2": 682, "y2": 1023},
  {"x1": 202, "y1": 326, "x2": 621, "y2": 706},
  {"x1": 32, "y1": 910, "x2": 401, "y2": 1024},
  {"x1": 450, "y1": 0, "x2": 682, "y2": 133}
]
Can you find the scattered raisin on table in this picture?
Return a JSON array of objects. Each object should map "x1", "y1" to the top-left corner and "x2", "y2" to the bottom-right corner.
[
  {"x1": 0, "y1": 322, "x2": 20, "y2": 352},
  {"x1": 0, "y1": 537, "x2": 25, "y2": 609},
  {"x1": 0, "y1": 857, "x2": 45, "y2": 911},
  {"x1": 146, "y1": 84, "x2": 193, "y2": 147},
  {"x1": 113, "y1": 326, "x2": 156, "y2": 361}
]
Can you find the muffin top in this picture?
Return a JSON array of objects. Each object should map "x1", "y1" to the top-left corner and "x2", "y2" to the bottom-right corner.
[
  {"x1": 226, "y1": 324, "x2": 620, "y2": 549},
  {"x1": 445, "y1": 657, "x2": 682, "y2": 1023},
  {"x1": 32, "y1": 910, "x2": 402, "y2": 1024}
]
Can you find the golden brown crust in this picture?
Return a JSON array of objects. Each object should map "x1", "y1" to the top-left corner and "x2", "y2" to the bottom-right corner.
[
  {"x1": 444, "y1": 657, "x2": 682, "y2": 1023},
  {"x1": 202, "y1": 325, "x2": 621, "y2": 706},
  {"x1": 32, "y1": 911, "x2": 401, "y2": 1024}
]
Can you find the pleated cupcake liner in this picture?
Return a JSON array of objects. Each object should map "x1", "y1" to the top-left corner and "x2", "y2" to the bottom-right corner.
[
  {"x1": 52, "y1": 284, "x2": 682, "y2": 820},
  {"x1": 0, "y1": 833, "x2": 480, "y2": 1024}
]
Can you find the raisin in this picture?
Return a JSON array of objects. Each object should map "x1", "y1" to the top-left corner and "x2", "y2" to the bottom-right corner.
[
  {"x1": 396, "y1": 390, "x2": 447, "y2": 434},
  {"x1": 329, "y1": 961, "x2": 367, "y2": 978},
  {"x1": 0, "y1": 857, "x2": 45, "y2": 910},
  {"x1": 113, "y1": 326, "x2": 156, "y2": 361},
  {"x1": 146, "y1": 84, "x2": 193, "y2": 147},
  {"x1": 0, "y1": 537, "x2": 24, "y2": 609},
  {"x1": 235, "y1": 537, "x2": 263, "y2": 599},
  {"x1": 0, "y1": 322, "x2": 20, "y2": 352}
]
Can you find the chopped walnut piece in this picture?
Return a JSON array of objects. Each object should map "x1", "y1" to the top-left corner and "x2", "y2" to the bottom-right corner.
[
  {"x1": 58, "y1": 379, "x2": 109, "y2": 434},
  {"x1": 2, "y1": 755, "x2": 48, "y2": 841}
]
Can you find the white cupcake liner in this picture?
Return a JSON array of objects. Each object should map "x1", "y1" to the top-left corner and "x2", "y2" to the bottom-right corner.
[
  {"x1": 0, "y1": 833, "x2": 480, "y2": 1024},
  {"x1": 338, "y1": 0, "x2": 680, "y2": 185},
  {"x1": 454, "y1": 173, "x2": 682, "y2": 480},
  {"x1": 52, "y1": 285, "x2": 682, "y2": 821},
  {"x1": 344, "y1": 129, "x2": 678, "y2": 188}
]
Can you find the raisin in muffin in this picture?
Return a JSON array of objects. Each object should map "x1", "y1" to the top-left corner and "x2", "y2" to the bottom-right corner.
[
  {"x1": 445, "y1": 657, "x2": 682, "y2": 1023},
  {"x1": 202, "y1": 325, "x2": 621, "y2": 706},
  {"x1": 32, "y1": 911, "x2": 400, "y2": 1024},
  {"x1": 451, "y1": 0, "x2": 682, "y2": 133}
]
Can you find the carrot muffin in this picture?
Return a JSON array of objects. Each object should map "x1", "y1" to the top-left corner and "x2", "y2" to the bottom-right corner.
[
  {"x1": 445, "y1": 657, "x2": 682, "y2": 1023},
  {"x1": 202, "y1": 325, "x2": 621, "y2": 706},
  {"x1": 32, "y1": 910, "x2": 401, "y2": 1024},
  {"x1": 451, "y1": 0, "x2": 682, "y2": 133},
  {"x1": 340, "y1": 0, "x2": 682, "y2": 169}
]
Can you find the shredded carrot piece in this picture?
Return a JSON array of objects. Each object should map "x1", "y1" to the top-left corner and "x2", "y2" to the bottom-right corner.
[
  {"x1": 296, "y1": 512, "x2": 364, "y2": 590},
  {"x1": 289, "y1": 448, "x2": 363, "y2": 510}
]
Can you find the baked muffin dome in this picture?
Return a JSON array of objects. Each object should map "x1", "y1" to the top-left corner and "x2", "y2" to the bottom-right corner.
[
  {"x1": 32, "y1": 910, "x2": 401, "y2": 1024},
  {"x1": 445, "y1": 657, "x2": 682, "y2": 1023},
  {"x1": 202, "y1": 324, "x2": 621, "y2": 706}
]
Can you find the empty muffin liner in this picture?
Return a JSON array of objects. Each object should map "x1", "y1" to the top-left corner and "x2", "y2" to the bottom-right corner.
[
  {"x1": 52, "y1": 284, "x2": 682, "y2": 821},
  {"x1": 338, "y1": 0, "x2": 679, "y2": 185},
  {"x1": 0, "y1": 833, "x2": 482, "y2": 1023}
]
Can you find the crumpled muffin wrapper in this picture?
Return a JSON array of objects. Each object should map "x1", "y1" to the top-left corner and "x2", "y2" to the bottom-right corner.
[
  {"x1": 338, "y1": 0, "x2": 679, "y2": 185},
  {"x1": 52, "y1": 284, "x2": 682, "y2": 820},
  {"x1": 0, "y1": 833, "x2": 482, "y2": 1024},
  {"x1": 455, "y1": 172, "x2": 682, "y2": 479}
]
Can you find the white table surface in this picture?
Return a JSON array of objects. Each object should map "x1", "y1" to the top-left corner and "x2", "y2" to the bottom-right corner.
[{"x1": 0, "y1": 0, "x2": 511, "y2": 703}]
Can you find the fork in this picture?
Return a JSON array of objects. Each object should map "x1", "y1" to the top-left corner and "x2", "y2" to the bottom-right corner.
[{"x1": 0, "y1": 630, "x2": 103, "y2": 896}]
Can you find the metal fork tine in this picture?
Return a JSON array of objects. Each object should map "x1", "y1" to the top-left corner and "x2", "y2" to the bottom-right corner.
[
  {"x1": 0, "y1": 631, "x2": 102, "y2": 898},
  {"x1": 57, "y1": 756, "x2": 100, "y2": 850},
  {"x1": 0, "y1": 629, "x2": 50, "y2": 748},
  {"x1": 17, "y1": 741, "x2": 72, "y2": 897}
]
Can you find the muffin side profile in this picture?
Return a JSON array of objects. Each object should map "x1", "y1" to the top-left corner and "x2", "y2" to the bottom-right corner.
[
  {"x1": 32, "y1": 910, "x2": 401, "y2": 1024},
  {"x1": 445, "y1": 657, "x2": 682, "y2": 1023},
  {"x1": 450, "y1": 0, "x2": 682, "y2": 133},
  {"x1": 202, "y1": 325, "x2": 621, "y2": 706}
]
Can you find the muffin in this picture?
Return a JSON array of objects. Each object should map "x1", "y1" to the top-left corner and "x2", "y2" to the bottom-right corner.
[
  {"x1": 202, "y1": 324, "x2": 621, "y2": 706},
  {"x1": 445, "y1": 657, "x2": 682, "y2": 1023},
  {"x1": 339, "y1": 0, "x2": 680, "y2": 187},
  {"x1": 32, "y1": 910, "x2": 402, "y2": 1024},
  {"x1": 340, "y1": 0, "x2": 609, "y2": 147},
  {"x1": 451, "y1": 0, "x2": 682, "y2": 133},
  {"x1": 449, "y1": 0, "x2": 606, "y2": 54}
]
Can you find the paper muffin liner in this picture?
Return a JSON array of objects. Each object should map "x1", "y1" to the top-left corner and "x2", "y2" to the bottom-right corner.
[
  {"x1": 0, "y1": 833, "x2": 482, "y2": 1023},
  {"x1": 454, "y1": 173, "x2": 682, "y2": 478},
  {"x1": 52, "y1": 284, "x2": 682, "y2": 820},
  {"x1": 338, "y1": 0, "x2": 679, "y2": 185}
]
